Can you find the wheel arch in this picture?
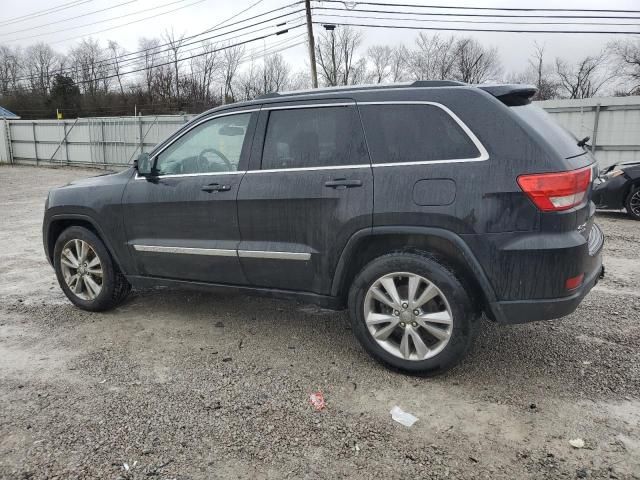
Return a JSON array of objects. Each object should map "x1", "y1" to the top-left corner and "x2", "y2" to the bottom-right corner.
[
  {"x1": 45, "y1": 214, "x2": 125, "y2": 273},
  {"x1": 332, "y1": 227, "x2": 501, "y2": 320}
]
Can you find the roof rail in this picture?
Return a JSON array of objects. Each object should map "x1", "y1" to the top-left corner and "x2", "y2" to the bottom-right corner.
[
  {"x1": 410, "y1": 80, "x2": 466, "y2": 87},
  {"x1": 256, "y1": 80, "x2": 468, "y2": 99}
]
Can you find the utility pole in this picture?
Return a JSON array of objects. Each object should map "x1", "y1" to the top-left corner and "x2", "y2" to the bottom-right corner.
[{"x1": 304, "y1": 0, "x2": 318, "y2": 88}]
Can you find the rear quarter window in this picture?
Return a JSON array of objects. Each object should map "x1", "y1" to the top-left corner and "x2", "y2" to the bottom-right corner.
[
  {"x1": 509, "y1": 104, "x2": 586, "y2": 159},
  {"x1": 358, "y1": 104, "x2": 481, "y2": 164}
]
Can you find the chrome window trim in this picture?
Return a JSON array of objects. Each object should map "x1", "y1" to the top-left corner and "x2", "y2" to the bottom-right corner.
[
  {"x1": 134, "y1": 108, "x2": 260, "y2": 180},
  {"x1": 237, "y1": 250, "x2": 311, "y2": 261},
  {"x1": 135, "y1": 170, "x2": 245, "y2": 180},
  {"x1": 246, "y1": 164, "x2": 370, "y2": 174},
  {"x1": 357, "y1": 101, "x2": 490, "y2": 165},
  {"x1": 131, "y1": 245, "x2": 311, "y2": 261},
  {"x1": 132, "y1": 245, "x2": 237, "y2": 256}
]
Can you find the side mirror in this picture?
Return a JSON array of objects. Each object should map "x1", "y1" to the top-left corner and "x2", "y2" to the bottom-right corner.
[{"x1": 135, "y1": 153, "x2": 153, "y2": 176}]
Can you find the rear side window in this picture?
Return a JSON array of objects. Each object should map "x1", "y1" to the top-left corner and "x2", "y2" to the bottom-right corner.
[
  {"x1": 359, "y1": 104, "x2": 481, "y2": 164},
  {"x1": 261, "y1": 106, "x2": 367, "y2": 170},
  {"x1": 510, "y1": 104, "x2": 586, "y2": 159}
]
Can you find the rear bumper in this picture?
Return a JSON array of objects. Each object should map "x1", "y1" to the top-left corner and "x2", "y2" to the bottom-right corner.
[
  {"x1": 491, "y1": 257, "x2": 603, "y2": 324},
  {"x1": 487, "y1": 223, "x2": 604, "y2": 324}
]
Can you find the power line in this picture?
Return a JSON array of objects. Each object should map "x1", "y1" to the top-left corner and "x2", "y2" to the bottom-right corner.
[
  {"x1": 313, "y1": 21, "x2": 640, "y2": 35},
  {"x1": 314, "y1": 1, "x2": 640, "y2": 20},
  {"x1": 313, "y1": 9, "x2": 640, "y2": 27},
  {"x1": 13, "y1": 7, "x2": 304, "y2": 82},
  {"x1": 58, "y1": 24, "x2": 305, "y2": 85},
  {"x1": 0, "y1": 0, "x2": 93, "y2": 27},
  {"x1": 105, "y1": 15, "x2": 304, "y2": 78},
  {"x1": 7, "y1": 0, "x2": 204, "y2": 43},
  {"x1": 313, "y1": 7, "x2": 640, "y2": 25},
  {"x1": 317, "y1": 0, "x2": 640, "y2": 15},
  {"x1": 0, "y1": 0, "x2": 139, "y2": 37}
]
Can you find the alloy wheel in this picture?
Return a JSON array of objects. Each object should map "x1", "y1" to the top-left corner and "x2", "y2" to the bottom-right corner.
[
  {"x1": 60, "y1": 239, "x2": 103, "y2": 301},
  {"x1": 363, "y1": 272, "x2": 453, "y2": 361},
  {"x1": 630, "y1": 190, "x2": 640, "y2": 217}
]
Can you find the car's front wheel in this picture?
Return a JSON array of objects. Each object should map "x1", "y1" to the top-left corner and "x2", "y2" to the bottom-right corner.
[
  {"x1": 625, "y1": 187, "x2": 640, "y2": 220},
  {"x1": 53, "y1": 226, "x2": 130, "y2": 311},
  {"x1": 348, "y1": 252, "x2": 478, "y2": 375}
]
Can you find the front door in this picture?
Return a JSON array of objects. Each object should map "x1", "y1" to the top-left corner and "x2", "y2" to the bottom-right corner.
[
  {"x1": 122, "y1": 110, "x2": 257, "y2": 284},
  {"x1": 236, "y1": 102, "x2": 373, "y2": 294}
]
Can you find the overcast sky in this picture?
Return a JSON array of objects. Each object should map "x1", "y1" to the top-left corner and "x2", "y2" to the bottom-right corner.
[{"x1": 2, "y1": 0, "x2": 639, "y2": 77}]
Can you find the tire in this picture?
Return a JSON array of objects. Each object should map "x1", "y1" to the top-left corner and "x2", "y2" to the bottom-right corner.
[
  {"x1": 625, "y1": 187, "x2": 640, "y2": 220},
  {"x1": 348, "y1": 252, "x2": 478, "y2": 375},
  {"x1": 53, "y1": 226, "x2": 130, "y2": 311}
]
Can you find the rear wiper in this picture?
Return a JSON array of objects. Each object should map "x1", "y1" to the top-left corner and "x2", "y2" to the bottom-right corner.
[{"x1": 577, "y1": 136, "x2": 590, "y2": 148}]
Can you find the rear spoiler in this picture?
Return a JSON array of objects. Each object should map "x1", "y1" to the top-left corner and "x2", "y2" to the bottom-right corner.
[{"x1": 478, "y1": 84, "x2": 538, "y2": 106}]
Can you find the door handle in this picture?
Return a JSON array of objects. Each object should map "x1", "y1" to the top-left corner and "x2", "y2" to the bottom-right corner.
[
  {"x1": 201, "y1": 183, "x2": 232, "y2": 193},
  {"x1": 324, "y1": 179, "x2": 363, "y2": 189}
]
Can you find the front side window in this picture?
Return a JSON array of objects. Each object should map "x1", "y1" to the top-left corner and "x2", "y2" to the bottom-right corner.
[
  {"x1": 261, "y1": 106, "x2": 367, "y2": 170},
  {"x1": 155, "y1": 113, "x2": 252, "y2": 175},
  {"x1": 359, "y1": 104, "x2": 481, "y2": 164}
]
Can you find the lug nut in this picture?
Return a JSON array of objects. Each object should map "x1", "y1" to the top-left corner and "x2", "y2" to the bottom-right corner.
[
  {"x1": 413, "y1": 309, "x2": 420, "y2": 316},
  {"x1": 412, "y1": 322, "x2": 418, "y2": 327},
  {"x1": 401, "y1": 302, "x2": 408, "y2": 309},
  {"x1": 393, "y1": 310, "x2": 400, "y2": 316},
  {"x1": 399, "y1": 322, "x2": 406, "y2": 327}
]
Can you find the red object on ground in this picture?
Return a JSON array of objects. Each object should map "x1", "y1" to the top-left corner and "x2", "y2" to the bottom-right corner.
[{"x1": 309, "y1": 391, "x2": 325, "y2": 411}]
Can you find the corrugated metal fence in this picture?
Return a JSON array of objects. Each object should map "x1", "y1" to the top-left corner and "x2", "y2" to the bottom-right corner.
[
  {"x1": 1, "y1": 96, "x2": 639, "y2": 169},
  {"x1": 0, "y1": 115, "x2": 194, "y2": 168},
  {"x1": 537, "y1": 96, "x2": 640, "y2": 169}
]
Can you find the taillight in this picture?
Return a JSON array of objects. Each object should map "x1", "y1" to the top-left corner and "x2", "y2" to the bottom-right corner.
[{"x1": 517, "y1": 166, "x2": 592, "y2": 212}]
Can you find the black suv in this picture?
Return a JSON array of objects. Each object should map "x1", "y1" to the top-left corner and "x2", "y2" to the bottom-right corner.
[{"x1": 43, "y1": 81, "x2": 604, "y2": 374}]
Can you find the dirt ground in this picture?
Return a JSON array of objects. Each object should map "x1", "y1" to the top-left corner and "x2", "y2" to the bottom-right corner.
[{"x1": 0, "y1": 164, "x2": 638, "y2": 480}]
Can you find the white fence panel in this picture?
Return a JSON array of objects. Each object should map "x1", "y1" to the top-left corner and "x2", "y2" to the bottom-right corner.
[
  {"x1": 537, "y1": 96, "x2": 640, "y2": 169},
  {"x1": 0, "y1": 115, "x2": 194, "y2": 167}
]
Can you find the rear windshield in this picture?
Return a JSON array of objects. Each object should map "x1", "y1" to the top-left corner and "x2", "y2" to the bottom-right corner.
[{"x1": 510, "y1": 104, "x2": 586, "y2": 159}]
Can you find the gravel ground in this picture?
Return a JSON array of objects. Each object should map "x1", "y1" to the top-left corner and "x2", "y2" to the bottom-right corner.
[{"x1": 1, "y1": 165, "x2": 639, "y2": 480}]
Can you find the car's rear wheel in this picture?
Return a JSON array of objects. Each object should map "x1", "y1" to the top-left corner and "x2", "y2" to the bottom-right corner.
[
  {"x1": 53, "y1": 226, "x2": 130, "y2": 311},
  {"x1": 348, "y1": 252, "x2": 478, "y2": 375},
  {"x1": 625, "y1": 187, "x2": 640, "y2": 220}
]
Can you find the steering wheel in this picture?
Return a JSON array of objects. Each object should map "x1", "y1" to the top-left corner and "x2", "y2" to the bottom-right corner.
[{"x1": 198, "y1": 148, "x2": 232, "y2": 172}]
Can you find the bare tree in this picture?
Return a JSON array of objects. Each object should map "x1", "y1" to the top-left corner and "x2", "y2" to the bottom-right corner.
[
  {"x1": 609, "y1": 38, "x2": 640, "y2": 95},
  {"x1": 389, "y1": 44, "x2": 409, "y2": 82},
  {"x1": 163, "y1": 29, "x2": 185, "y2": 100},
  {"x1": 316, "y1": 26, "x2": 364, "y2": 86},
  {"x1": 453, "y1": 38, "x2": 502, "y2": 84},
  {"x1": 189, "y1": 40, "x2": 220, "y2": 103},
  {"x1": 0, "y1": 45, "x2": 21, "y2": 95},
  {"x1": 555, "y1": 52, "x2": 613, "y2": 99},
  {"x1": 138, "y1": 37, "x2": 160, "y2": 102},
  {"x1": 262, "y1": 53, "x2": 290, "y2": 93},
  {"x1": 409, "y1": 33, "x2": 456, "y2": 81},
  {"x1": 366, "y1": 45, "x2": 393, "y2": 83},
  {"x1": 69, "y1": 38, "x2": 110, "y2": 97},
  {"x1": 526, "y1": 42, "x2": 558, "y2": 100},
  {"x1": 235, "y1": 60, "x2": 261, "y2": 101},
  {"x1": 107, "y1": 40, "x2": 126, "y2": 95},
  {"x1": 220, "y1": 43, "x2": 244, "y2": 102},
  {"x1": 24, "y1": 42, "x2": 61, "y2": 96}
]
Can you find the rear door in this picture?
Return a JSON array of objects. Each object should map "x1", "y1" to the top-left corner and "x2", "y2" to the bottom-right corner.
[
  {"x1": 122, "y1": 109, "x2": 258, "y2": 284},
  {"x1": 236, "y1": 101, "x2": 373, "y2": 294}
]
